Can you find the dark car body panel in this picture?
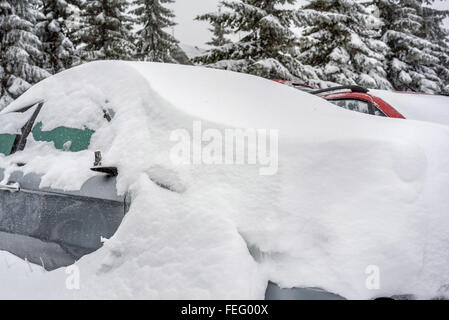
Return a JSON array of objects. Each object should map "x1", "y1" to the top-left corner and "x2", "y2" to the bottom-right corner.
[
  {"x1": 0, "y1": 168, "x2": 127, "y2": 270},
  {"x1": 265, "y1": 282, "x2": 346, "y2": 300}
]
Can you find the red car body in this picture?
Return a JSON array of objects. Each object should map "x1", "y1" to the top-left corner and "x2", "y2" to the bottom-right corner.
[{"x1": 320, "y1": 91, "x2": 406, "y2": 119}]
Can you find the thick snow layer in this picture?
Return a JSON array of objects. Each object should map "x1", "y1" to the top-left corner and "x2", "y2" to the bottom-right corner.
[
  {"x1": 1, "y1": 61, "x2": 449, "y2": 300},
  {"x1": 371, "y1": 89, "x2": 449, "y2": 127}
]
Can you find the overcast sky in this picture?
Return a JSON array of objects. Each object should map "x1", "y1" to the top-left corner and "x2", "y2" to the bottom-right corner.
[{"x1": 168, "y1": 0, "x2": 449, "y2": 47}]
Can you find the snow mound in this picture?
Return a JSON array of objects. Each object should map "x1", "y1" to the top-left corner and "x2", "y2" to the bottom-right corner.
[{"x1": 1, "y1": 61, "x2": 449, "y2": 300}]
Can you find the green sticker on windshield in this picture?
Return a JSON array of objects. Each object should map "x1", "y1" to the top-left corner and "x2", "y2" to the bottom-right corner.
[{"x1": 32, "y1": 122, "x2": 94, "y2": 152}]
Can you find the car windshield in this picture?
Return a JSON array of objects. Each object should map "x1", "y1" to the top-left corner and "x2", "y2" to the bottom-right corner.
[
  {"x1": 331, "y1": 99, "x2": 370, "y2": 114},
  {"x1": 31, "y1": 122, "x2": 95, "y2": 152},
  {"x1": 329, "y1": 99, "x2": 388, "y2": 117}
]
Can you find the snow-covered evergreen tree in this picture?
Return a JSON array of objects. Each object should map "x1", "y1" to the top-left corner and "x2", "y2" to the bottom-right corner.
[
  {"x1": 375, "y1": 0, "x2": 449, "y2": 93},
  {"x1": 197, "y1": 6, "x2": 230, "y2": 47},
  {"x1": 195, "y1": 0, "x2": 320, "y2": 83},
  {"x1": 298, "y1": 0, "x2": 392, "y2": 89},
  {"x1": 422, "y1": 3, "x2": 449, "y2": 93},
  {"x1": 0, "y1": 0, "x2": 50, "y2": 110},
  {"x1": 131, "y1": 0, "x2": 179, "y2": 63},
  {"x1": 64, "y1": 0, "x2": 84, "y2": 51},
  {"x1": 36, "y1": 0, "x2": 79, "y2": 74},
  {"x1": 76, "y1": 0, "x2": 135, "y2": 61}
]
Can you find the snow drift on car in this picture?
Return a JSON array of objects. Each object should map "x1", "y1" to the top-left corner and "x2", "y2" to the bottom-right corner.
[{"x1": 0, "y1": 61, "x2": 449, "y2": 299}]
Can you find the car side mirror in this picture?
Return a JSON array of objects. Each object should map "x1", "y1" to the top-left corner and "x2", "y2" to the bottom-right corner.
[{"x1": 90, "y1": 151, "x2": 118, "y2": 177}]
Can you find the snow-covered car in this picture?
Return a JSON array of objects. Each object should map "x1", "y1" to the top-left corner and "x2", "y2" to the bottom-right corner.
[
  {"x1": 315, "y1": 86, "x2": 449, "y2": 126},
  {"x1": 313, "y1": 86, "x2": 406, "y2": 119},
  {"x1": 276, "y1": 81, "x2": 449, "y2": 125},
  {"x1": 0, "y1": 62, "x2": 449, "y2": 300}
]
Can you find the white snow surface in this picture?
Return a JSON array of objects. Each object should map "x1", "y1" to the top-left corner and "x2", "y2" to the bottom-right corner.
[
  {"x1": 370, "y1": 89, "x2": 449, "y2": 127},
  {"x1": 1, "y1": 61, "x2": 449, "y2": 299},
  {"x1": 0, "y1": 105, "x2": 37, "y2": 135}
]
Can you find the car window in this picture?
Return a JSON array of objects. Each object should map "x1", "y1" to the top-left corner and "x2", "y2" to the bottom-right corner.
[
  {"x1": 372, "y1": 105, "x2": 387, "y2": 117},
  {"x1": 331, "y1": 99, "x2": 371, "y2": 114},
  {"x1": 329, "y1": 99, "x2": 388, "y2": 117},
  {"x1": 32, "y1": 122, "x2": 95, "y2": 152}
]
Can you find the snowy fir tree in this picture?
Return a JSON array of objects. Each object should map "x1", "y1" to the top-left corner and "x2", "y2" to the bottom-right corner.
[
  {"x1": 298, "y1": 0, "x2": 392, "y2": 89},
  {"x1": 131, "y1": 0, "x2": 179, "y2": 63},
  {"x1": 197, "y1": 5, "x2": 231, "y2": 47},
  {"x1": 36, "y1": 0, "x2": 79, "y2": 74},
  {"x1": 0, "y1": 0, "x2": 50, "y2": 110},
  {"x1": 422, "y1": 3, "x2": 449, "y2": 93},
  {"x1": 195, "y1": 0, "x2": 320, "y2": 83},
  {"x1": 375, "y1": 0, "x2": 449, "y2": 93},
  {"x1": 76, "y1": 0, "x2": 135, "y2": 61},
  {"x1": 63, "y1": 0, "x2": 85, "y2": 52}
]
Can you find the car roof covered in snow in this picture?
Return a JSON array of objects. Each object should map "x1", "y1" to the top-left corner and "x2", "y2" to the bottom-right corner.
[{"x1": 2, "y1": 61, "x2": 354, "y2": 137}]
